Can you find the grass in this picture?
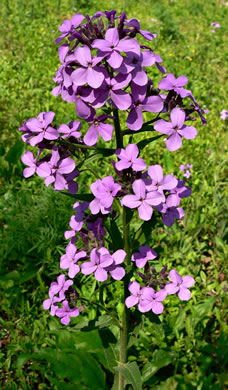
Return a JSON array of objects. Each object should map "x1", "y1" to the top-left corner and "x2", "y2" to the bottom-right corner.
[{"x1": 0, "y1": 0, "x2": 227, "y2": 389}]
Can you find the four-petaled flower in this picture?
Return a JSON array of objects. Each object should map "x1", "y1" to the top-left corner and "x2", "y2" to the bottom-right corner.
[
  {"x1": 138, "y1": 287, "x2": 167, "y2": 314},
  {"x1": 115, "y1": 144, "x2": 146, "y2": 172},
  {"x1": 56, "y1": 300, "x2": 80, "y2": 325},
  {"x1": 154, "y1": 107, "x2": 197, "y2": 151},
  {"x1": 131, "y1": 246, "x2": 157, "y2": 268},
  {"x1": 165, "y1": 269, "x2": 195, "y2": 301},
  {"x1": 60, "y1": 243, "x2": 87, "y2": 278}
]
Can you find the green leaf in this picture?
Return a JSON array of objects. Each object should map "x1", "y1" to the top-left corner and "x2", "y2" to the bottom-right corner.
[
  {"x1": 163, "y1": 149, "x2": 174, "y2": 173},
  {"x1": 97, "y1": 329, "x2": 118, "y2": 373},
  {"x1": 134, "y1": 215, "x2": 157, "y2": 247},
  {"x1": 114, "y1": 362, "x2": 142, "y2": 390},
  {"x1": 109, "y1": 219, "x2": 123, "y2": 250},
  {"x1": 142, "y1": 350, "x2": 175, "y2": 383},
  {"x1": 69, "y1": 315, "x2": 115, "y2": 332},
  {"x1": 5, "y1": 141, "x2": 24, "y2": 166},
  {"x1": 137, "y1": 134, "x2": 163, "y2": 151},
  {"x1": 60, "y1": 192, "x2": 94, "y2": 201}
]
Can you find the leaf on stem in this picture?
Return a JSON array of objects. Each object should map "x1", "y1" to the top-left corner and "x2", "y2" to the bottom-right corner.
[
  {"x1": 137, "y1": 134, "x2": 164, "y2": 151},
  {"x1": 114, "y1": 361, "x2": 142, "y2": 390}
]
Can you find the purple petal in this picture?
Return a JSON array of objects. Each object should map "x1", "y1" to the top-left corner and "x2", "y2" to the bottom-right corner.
[
  {"x1": 142, "y1": 96, "x2": 163, "y2": 113},
  {"x1": 128, "y1": 281, "x2": 141, "y2": 295},
  {"x1": 138, "y1": 201, "x2": 153, "y2": 221},
  {"x1": 75, "y1": 46, "x2": 91, "y2": 67},
  {"x1": 148, "y1": 165, "x2": 163, "y2": 183},
  {"x1": 87, "y1": 67, "x2": 104, "y2": 88},
  {"x1": 166, "y1": 132, "x2": 182, "y2": 152},
  {"x1": 99, "y1": 123, "x2": 113, "y2": 141},
  {"x1": 170, "y1": 108, "x2": 185, "y2": 128},
  {"x1": 178, "y1": 287, "x2": 191, "y2": 301},
  {"x1": 169, "y1": 269, "x2": 182, "y2": 284},
  {"x1": 165, "y1": 283, "x2": 179, "y2": 295},
  {"x1": 58, "y1": 158, "x2": 75, "y2": 174},
  {"x1": 151, "y1": 301, "x2": 164, "y2": 314},
  {"x1": 178, "y1": 126, "x2": 197, "y2": 140},
  {"x1": 110, "y1": 90, "x2": 132, "y2": 110},
  {"x1": 95, "y1": 267, "x2": 108, "y2": 282},
  {"x1": 125, "y1": 295, "x2": 138, "y2": 308},
  {"x1": 71, "y1": 67, "x2": 88, "y2": 86},
  {"x1": 154, "y1": 119, "x2": 173, "y2": 135},
  {"x1": 105, "y1": 28, "x2": 119, "y2": 46},
  {"x1": 132, "y1": 179, "x2": 146, "y2": 198},
  {"x1": 127, "y1": 107, "x2": 143, "y2": 131},
  {"x1": 83, "y1": 124, "x2": 98, "y2": 146},
  {"x1": 181, "y1": 275, "x2": 195, "y2": 288},
  {"x1": 81, "y1": 262, "x2": 97, "y2": 275},
  {"x1": 112, "y1": 249, "x2": 126, "y2": 265},
  {"x1": 110, "y1": 266, "x2": 125, "y2": 280},
  {"x1": 107, "y1": 50, "x2": 123, "y2": 69}
]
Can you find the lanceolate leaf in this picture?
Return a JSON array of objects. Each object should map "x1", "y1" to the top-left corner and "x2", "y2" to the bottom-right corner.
[
  {"x1": 60, "y1": 192, "x2": 94, "y2": 201},
  {"x1": 142, "y1": 350, "x2": 176, "y2": 383},
  {"x1": 68, "y1": 315, "x2": 115, "y2": 332},
  {"x1": 114, "y1": 362, "x2": 142, "y2": 390},
  {"x1": 137, "y1": 134, "x2": 163, "y2": 151}
]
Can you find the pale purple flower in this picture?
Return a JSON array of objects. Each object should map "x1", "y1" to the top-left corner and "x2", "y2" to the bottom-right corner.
[
  {"x1": 26, "y1": 112, "x2": 59, "y2": 147},
  {"x1": 90, "y1": 176, "x2": 121, "y2": 213},
  {"x1": 179, "y1": 164, "x2": 186, "y2": 171},
  {"x1": 60, "y1": 243, "x2": 87, "y2": 278},
  {"x1": 154, "y1": 107, "x2": 197, "y2": 151},
  {"x1": 83, "y1": 115, "x2": 114, "y2": 146},
  {"x1": 131, "y1": 246, "x2": 157, "y2": 268},
  {"x1": 49, "y1": 274, "x2": 73, "y2": 300},
  {"x1": 91, "y1": 73, "x2": 132, "y2": 110},
  {"x1": 43, "y1": 292, "x2": 62, "y2": 316},
  {"x1": 56, "y1": 300, "x2": 80, "y2": 325},
  {"x1": 127, "y1": 84, "x2": 164, "y2": 131},
  {"x1": 105, "y1": 249, "x2": 126, "y2": 280},
  {"x1": 21, "y1": 151, "x2": 38, "y2": 178},
  {"x1": 71, "y1": 46, "x2": 105, "y2": 89},
  {"x1": 92, "y1": 27, "x2": 140, "y2": 69},
  {"x1": 168, "y1": 179, "x2": 192, "y2": 206},
  {"x1": 115, "y1": 144, "x2": 146, "y2": 172},
  {"x1": 81, "y1": 247, "x2": 113, "y2": 282},
  {"x1": 55, "y1": 13, "x2": 85, "y2": 44},
  {"x1": 146, "y1": 164, "x2": 178, "y2": 202},
  {"x1": 211, "y1": 22, "x2": 220, "y2": 29},
  {"x1": 58, "y1": 120, "x2": 81, "y2": 139},
  {"x1": 158, "y1": 73, "x2": 188, "y2": 92},
  {"x1": 220, "y1": 110, "x2": 228, "y2": 120},
  {"x1": 122, "y1": 179, "x2": 162, "y2": 221},
  {"x1": 37, "y1": 148, "x2": 75, "y2": 191},
  {"x1": 138, "y1": 287, "x2": 167, "y2": 314},
  {"x1": 125, "y1": 281, "x2": 142, "y2": 308},
  {"x1": 165, "y1": 269, "x2": 195, "y2": 301}
]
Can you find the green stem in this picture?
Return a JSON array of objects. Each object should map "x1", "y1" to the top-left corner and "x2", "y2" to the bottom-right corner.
[
  {"x1": 118, "y1": 206, "x2": 131, "y2": 390},
  {"x1": 58, "y1": 138, "x2": 115, "y2": 153},
  {"x1": 113, "y1": 108, "x2": 123, "y2": 149}
]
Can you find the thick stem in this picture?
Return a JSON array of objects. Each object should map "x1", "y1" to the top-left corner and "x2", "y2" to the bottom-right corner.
[
  {"x1": 118, "y1": 206, "x2": 131, "y2": 390},
  {"x1": 113, "y1": 108, "x2": 123, "y2": 149}
]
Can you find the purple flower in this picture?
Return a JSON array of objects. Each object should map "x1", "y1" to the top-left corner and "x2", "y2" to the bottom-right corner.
[
  {"x1": 127, "y1": 84, "x2": 164, "y2": 131},
  {"x1": 43, "y1": 291, "x2": 62, "y2": 316},
  {"x1": 122, "y1": 179, "x2": 162, "y2": 221},
  {"x1": 138, "y1": 287, "x2": 167, "y2": 314},
  {"x1": 165, "y1": 269, "x2": 195, "y2": 301},
  {"x1": 158, "y1": 73, "x2": 188, "y2": 92},
  {"x1": 81, "y1": 247, "x2": 113, "y2": 282},
  {"x1": 131, "y1": 246, "x2": 157, "y2": 268},
  {"x1": 179, "y1": 164, "x2": 186, "y2": 171},
  {"x1": 146, "y1": 164, "x2": 178, "y2": 202},
  {"x1": 49, "y1": 274, "x2": 73, "y2": 300},
  {"x1": 156, "y1": 195, "x2": 185, "y2": 227},
  {"x1": 220, "y1": 110, "x2": 228, "y2": 120},
  {"x1": 154, "y1": 107, "x2": 197, "y2": 151},
  {"x1": 56, "y1": 300, "x2": 80, "y2": 325},
  {"x1": 58, "y1": 120, "x2": 81, "y2": 139},
  {"x1": 55, "y1": 13, "x2": 85, "y2": 44},
  {"x1": 64, "y1": 201, "x2": 89, "y2": 240},
  {"x1": 105, "y1": 249, "x2": 126, "y2": 280},
  {"x1": 124, "y1": 18, "x2": 157, "y2": 41},
  {"x1": 83, "y1": 115, "x2": 114, "y2": 146},
  {"x1": 26, "y1": 112, "x2": 59, "y2": 146},
  {"x1": 115, "y1": 144, "x2": 146, "y2": 172},
  {"x1": 92, "y1": 27, "x2": 140, "y2": 69},
  {"x1": 167, "y1": 179, "x2": 192, "y2": 206},
  {"x1": 21, "y1": 151, "x2": 38, "y2": 178},
  {"x1": 90, "y1": 176, "x2": 121, "y2": 214},
  {"x1": 125, "y1": 281, "x2": 142, "y2": 308},
  {"x1": 37, "y1": 148, "x2": 76, "y2": 191},
  {"x1": 211, "y1": 22, "x2": 220, "y2": 29},
  {"x1": 60, "y1": 243, "x2": 87, "y2": 278},
  {"x1": 71, "y1": 46, "x2": 105, "y2": 89}
]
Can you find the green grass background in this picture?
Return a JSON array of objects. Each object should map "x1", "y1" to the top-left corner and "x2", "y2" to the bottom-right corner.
[{"x1": 0, "y1": 0, "x2": 227, "y2": 389}]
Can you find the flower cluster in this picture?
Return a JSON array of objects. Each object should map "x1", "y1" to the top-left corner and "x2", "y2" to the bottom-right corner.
[
  {"x1": 179, "y1": 163, "x2": 193, "y2": 179},
  {"x1": 125, "y1": 269, "x2": 195, "y2": 315},
  {"x1": 19, "y1": 9, "x2": 202, "y2": 325}
]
